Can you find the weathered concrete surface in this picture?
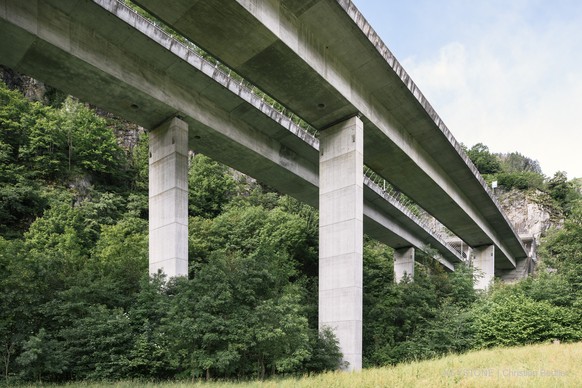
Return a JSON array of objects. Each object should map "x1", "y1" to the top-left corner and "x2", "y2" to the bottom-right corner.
[
  {"x1": 473, "y1": 245, "x2": 495, "y2": 290},
  {"x1": 134, "y1": 0, "x2": 527, "y2": 268},
  {"x1": 319, "y1": 116, "x2": 363, "y2": 371},
  {"x1": 0, "y1": 0, "x2": 463, "y2": 269},
  {"x1": 149, "y1": 118, "x2": 188, "y2": 277},
  {"x1": 0, "y1": 0, "x2": 320, "y2": 207},
  {"x1": 394, "y1": 247, "x2": 415, "y2": 283}
]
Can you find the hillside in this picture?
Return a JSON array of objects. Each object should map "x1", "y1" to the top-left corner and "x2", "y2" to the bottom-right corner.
[{"x1": 1, "y1": 71, "x2": 581, "y2": 385}]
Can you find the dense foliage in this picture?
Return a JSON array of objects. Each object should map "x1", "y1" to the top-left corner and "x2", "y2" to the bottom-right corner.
[
  {"x1": 464, "y1": 143, "x2": 579, "y2": 215},
  {"x1": 1, "y1": 79, "x2": 581, "y2": 384}
]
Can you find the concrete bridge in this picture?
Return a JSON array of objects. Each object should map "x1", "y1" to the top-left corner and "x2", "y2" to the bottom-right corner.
[{"x1": 0, "y1": 0, "x2": 528, "y2": 371}]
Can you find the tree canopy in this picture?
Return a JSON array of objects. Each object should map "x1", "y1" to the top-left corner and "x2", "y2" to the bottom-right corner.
[{"x1": 1, "y1": 78, "x2": 581, "y2": 384}]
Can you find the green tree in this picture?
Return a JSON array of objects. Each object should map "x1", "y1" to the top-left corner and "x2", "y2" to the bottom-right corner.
[
  {"x1": 362, "y1": 241, "x2": 480, "y2": 366},
  {"x1": 58, "y1": 305, "x2": 133, "y2": 380},
  {"x1": 127, "y1": 132, "x2": 149, "y2": 195},
  {"x1": 188, "y1": 154, "x2": 236, "y2": 218},
  {"x1": 0, "y1": 80, "x2": 32, "y2": 164},
  {"x1": 498, "y1": 152, "x2": 542, "y2": 174},
  {"x1": 0, "y1": 82, "x2": 48, "y2": 235},
  {"x1": 466, "y1": 143, "x2": 501, "y2": 175},
  {"x1": 0, "y1": 237, "x2": 36, "y2": 382},
  {"x1": 164, "y1": 247, "x2": 311, "y2": 379},
  {"x1": 547, "y1": 171, "x2": 579, "y2": 214},
  {"x1": 23, "y1": 204, "x2": 88, "y2": 299},
  {"x1": 0, "y1": 179, "x2": 46, "y2": 236},
  {"x1": 540, "y1": 199, "x2": 582, "y2": 303},
  {"x1": 90, "y1": 216, "x2": 148, "y2": 306},
  {"x1": 496, "y1": 171, "x2": 545, "y2": 191},
  {"x1": 20, "y1": 97, "x2": 124, "y2": 182},
  {"x1": 302, "y1": 327, "x2": 344, "y2": 373},
  {"x1": 397, "y1": 303, "x2": 475, "y2": 361},
  {"x1": 472, "y1": 290, "x2": 581, "y2": 347},
  {"x1": 19, "y1": 105, "x2": 67, "y2": 179},
  {"x1": 124, "y1": 275, "x2": 175, "y2": 379},
  {"x1": 59, "y1": 98, "x2": 123, "y2": 176},
  {"x1": 16, "y1": 328, "x2": 65, "y2": 382}
]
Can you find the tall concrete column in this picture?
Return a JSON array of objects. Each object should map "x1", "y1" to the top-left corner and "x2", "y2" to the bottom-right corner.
[
  {"x1": 319, "y1": 116, "x2": 363, "y2": 371},
  {"x1": 394, "y1": 247, "x2": 415, "y2": 283},
  {"x1": 149, "y1": 117, "x2": 189, "y2": 278},
  {"x1": 473, "y1": 245, "x2": 495, "y2": 290}
]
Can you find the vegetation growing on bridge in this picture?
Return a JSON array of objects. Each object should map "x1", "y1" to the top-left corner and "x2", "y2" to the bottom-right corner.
[{"x1": 1, "y1": 79, "x2": 581, "y2": 384}]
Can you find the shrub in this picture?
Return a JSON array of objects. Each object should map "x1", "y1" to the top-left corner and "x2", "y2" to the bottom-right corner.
[
  {"x1": 496, "y1": 171, "x2": 545, "y2": 191},
  {"x1": 472, "y1": 291, "x2": 582, "y2": 348}
]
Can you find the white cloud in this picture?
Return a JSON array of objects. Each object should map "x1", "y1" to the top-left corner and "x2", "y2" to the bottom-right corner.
[{"x1": 400, "y1": 5, "x2": 582, "y2": 178}]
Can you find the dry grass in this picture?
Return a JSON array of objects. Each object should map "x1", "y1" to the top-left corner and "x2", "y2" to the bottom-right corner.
[{"x1": 21, "y1": 341, "x2": 582, "y2": 387}]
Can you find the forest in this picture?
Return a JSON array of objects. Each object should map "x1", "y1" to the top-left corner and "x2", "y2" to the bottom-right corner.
[{"x1": 1, "y1": 76, "x2": 581, "y2": 384}]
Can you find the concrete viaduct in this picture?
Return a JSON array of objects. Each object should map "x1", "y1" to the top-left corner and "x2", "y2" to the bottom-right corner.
[{"x1": 0, "y1": 0, "x2": 528, "y2": 371}]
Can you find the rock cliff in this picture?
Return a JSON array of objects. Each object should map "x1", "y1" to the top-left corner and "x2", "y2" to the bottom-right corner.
[{"x1": 495, "y1": 188, "x2": 562, "y2": 281}]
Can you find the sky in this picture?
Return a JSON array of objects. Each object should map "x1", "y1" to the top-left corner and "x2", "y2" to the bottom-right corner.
[{"x1": 352, "y1": 0, "x2": 582, "y2": 179}]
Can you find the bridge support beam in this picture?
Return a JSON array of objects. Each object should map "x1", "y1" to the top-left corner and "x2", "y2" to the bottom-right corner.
[
  {"x1": 319, "y1": 116, "x2": 363, "y2": 371},
  {"x1": 149, "y1": 117, "x2": 189, "y2": 278},
  {"x1": 394, "y1": 247, "x2": 415, "y2": 283},
  {"x1": 473, "y1": 245, "x2": 495, "y2": 290}
]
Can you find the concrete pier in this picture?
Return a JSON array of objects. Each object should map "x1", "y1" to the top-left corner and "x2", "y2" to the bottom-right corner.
[
  {"x1": 319, "y1": 116, "x2": 363, "y2": 371},
  {"x1": 394, "y1": 247, "x2": 415, "y2": 283},
  {"x1": 473, "y1": 245, "x2": 495, "y2": 290},
  {"x1": 149, "y1": 117, "x2": 189, "y2": 278}
]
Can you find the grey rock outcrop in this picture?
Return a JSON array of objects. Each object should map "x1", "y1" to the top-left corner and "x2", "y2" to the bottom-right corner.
[{"x1": 495, "y1": 189, "x2": 562, "y2": 282}]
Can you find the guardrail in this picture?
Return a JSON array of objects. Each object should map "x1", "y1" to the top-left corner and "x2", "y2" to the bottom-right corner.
[
  {"x1": 117, "y1": 0, "x2": 320, "y2": 137},
  {"x1": 364, "y1": 167, "x2": 469, "y2": 260}
]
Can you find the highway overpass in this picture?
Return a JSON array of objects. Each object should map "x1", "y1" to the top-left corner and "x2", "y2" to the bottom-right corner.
[
  {"x1": 0, "y1": 0, "x2": 528, "y2": 370},
  {"x1": 133, "y1": 0, "x2": 526, "y2": 269}
]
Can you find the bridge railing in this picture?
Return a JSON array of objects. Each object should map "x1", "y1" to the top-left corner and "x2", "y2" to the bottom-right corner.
[
  {"x1": 116, "y1": 0, "x2": 319, "y2": 137},
  {"x1": 364, "y1": 167, "x2": 469, "y2": 260}
]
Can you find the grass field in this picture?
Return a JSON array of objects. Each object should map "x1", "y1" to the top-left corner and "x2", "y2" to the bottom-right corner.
[{"x1": 19, "y1": 341, "x2": 582, "y2": 387}]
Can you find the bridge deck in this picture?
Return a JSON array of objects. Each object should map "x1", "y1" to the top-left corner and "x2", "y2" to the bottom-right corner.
[
  {"x1": 133, "y1": 0, "x2": 527, "y2": 268},
  {"x1": 0, "y1": 0, "x2": 463, "y2": 267}
]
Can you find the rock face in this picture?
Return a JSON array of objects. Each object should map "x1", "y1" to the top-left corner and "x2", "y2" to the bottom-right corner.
[
  {"x1": 495, "y1": 189, "x2": 562, "y2": 282},
  {"x1": 1, "y1": 65, "x2": 52, "y2": 104},
  {"x1": 497, "y1": 189, "x2": 560, "y2": 241},
  {"x1": 1, "y1": 66, "x2": 144, "y2": 151}
]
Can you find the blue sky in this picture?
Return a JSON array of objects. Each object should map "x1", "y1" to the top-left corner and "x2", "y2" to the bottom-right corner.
[{"x1": 352, "y1": 0, "x2": 582, "y2": 178}]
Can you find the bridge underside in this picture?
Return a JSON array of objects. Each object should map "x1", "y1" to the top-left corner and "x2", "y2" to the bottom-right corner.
[
  {"x1": 0, "y1": 0, "x2": 529, "y2": 371},
  {"x1": 0, "y1": 0, "x2": 464, "y2": 265},
  {"x1": 133, "y1": 0, "x2": 528, "y2": 270}
]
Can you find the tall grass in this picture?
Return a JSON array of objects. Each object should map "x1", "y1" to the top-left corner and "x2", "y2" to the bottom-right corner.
[{"x1": 17, "y1": 342, "x2": 581, "y2": 387}]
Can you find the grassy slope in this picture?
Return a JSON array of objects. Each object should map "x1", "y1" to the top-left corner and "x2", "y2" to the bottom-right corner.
[{"x1": 27, "y1": 342, "x2": 582, "y2": 387}]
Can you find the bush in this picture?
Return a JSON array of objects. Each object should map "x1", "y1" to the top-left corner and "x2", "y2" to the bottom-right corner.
[
  {"x1": 304, "y1": 327, "x2": 344, "y2": 372},
  {"x1": 496, "y1": 171, "x2": 545, "y2": 191},
  {"x1": 466, "y1": 143, "x2": 501, "y2": 174},
  {"x1": 472, "y1": 291, "x2": 582, "y2": 348}
]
